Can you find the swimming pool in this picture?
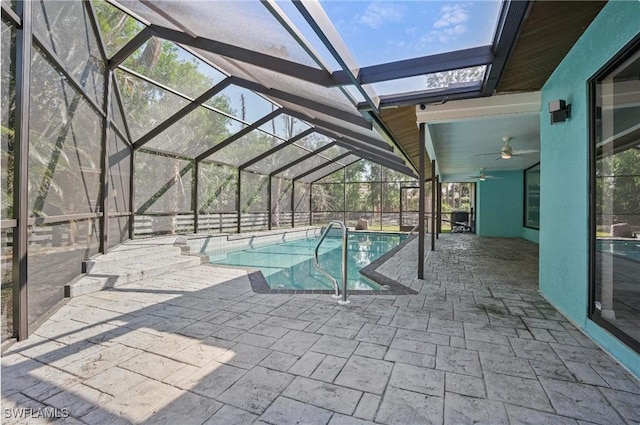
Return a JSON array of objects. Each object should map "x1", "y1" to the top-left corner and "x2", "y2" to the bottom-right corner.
[
  {"x1": 209, "y1": 232, "x2": 408, "y2": 290},
  {"x1": 597, "y1": 239, "x2": 640, "y2": 262}
]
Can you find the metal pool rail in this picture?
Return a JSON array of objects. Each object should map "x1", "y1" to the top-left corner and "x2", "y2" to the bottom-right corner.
[{"x1": 314, "y1": 221, "x2": 350, "y2": 305}]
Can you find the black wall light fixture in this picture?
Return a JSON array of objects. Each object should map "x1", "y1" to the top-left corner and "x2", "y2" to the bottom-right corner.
[{"x1": 548, "y1": 99, "x2": 571, "y2": 124}]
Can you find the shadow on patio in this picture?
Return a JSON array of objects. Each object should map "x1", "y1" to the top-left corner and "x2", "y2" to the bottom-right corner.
[{"x1": 1, "y1": 234, "x2": 639, "y2": 424}]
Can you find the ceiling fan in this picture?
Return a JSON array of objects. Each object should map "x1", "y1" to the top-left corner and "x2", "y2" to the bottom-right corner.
[
  {"x1": 469, "y1": 168, "x2": 502, "y2": 181},
  {"x1": 476, "y1": 136, "x2": 539, "y2": 160}
]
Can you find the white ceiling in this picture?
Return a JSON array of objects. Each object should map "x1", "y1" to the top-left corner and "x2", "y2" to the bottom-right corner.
[{"x1": 416, "y1": 92, "x2": 541, "y2": 182}]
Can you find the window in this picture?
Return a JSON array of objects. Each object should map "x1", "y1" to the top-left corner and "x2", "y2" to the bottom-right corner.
[
  {"x1": 590, "y1": 39, "x2": 640, "y2": 353},
  {"x1": 524, "y1": 164, "x2": 540, "y2": 229}
]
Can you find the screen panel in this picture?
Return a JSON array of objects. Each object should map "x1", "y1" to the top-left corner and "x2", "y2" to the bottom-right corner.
[
  {"x1": 1, "y1": 20, "x2": 15, "y2": 220},
  {"x1": 92, "y1": 0, "x2": 147, "y2": 59},
  {"x1": 258, "y1": 114, "x2": 311, "y2": 140},
  {"x1": 209, "y1": 129, "x2": 282, "y2": 167},
  {"x1": 245, "y1": 144, "x2": 308, "y2": 174},
  {"x1": 144, "y1": 104, "x2": 244, "y2": 158},
  {"x1": 134, "y1": 151, "x2": 193, "y2": 213},
  {"x1": 122, "y1": 37, "x2": 226, "y2": 100},
  {"x1": 198, "y1": 161, "x2": 237, "y2": 213},
  {"x1": 115, "y1": 69, "x2": 189, "y2": 141},
  {"x1": 28, "y1": 218, "x2": 100, "y2": 328},
  {"x1": 29, "y1": 47, "x2": 103, "y2": 217},
  {"x1": 205, "y1": 84, "x2": 276, "y2": 124},
  {"x1": 108, "y1": 130, "x2": 131, "y2": 213},
  {"x1": 117, "y1": 0, "x2": 321, "y2": 68},
  {"x1": 271, "y1": 176, "x2": 293, "y2": 229},
  {"x1": 1, "y1": 229, "x2": 13, "y2": 342},
  {"x1": 33, "y1": 0, "x2": 105, "y2": 108},
  {"x1": 312, "y1": 182, "x2": 344, "y2": 212}
]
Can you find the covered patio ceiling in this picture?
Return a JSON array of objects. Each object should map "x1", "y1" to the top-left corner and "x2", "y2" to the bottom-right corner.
[{"x1": 417, "y1": 92, "x2": 541, "y2": 182}]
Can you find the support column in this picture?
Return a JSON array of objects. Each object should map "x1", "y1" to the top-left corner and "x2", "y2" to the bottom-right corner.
[
  {"x1": 100, "y1": 71, "x2": 113, "y2": 253},
  {"x1": 237, "y1": 169, "x2": 242, "y2": 233},
  {"x1": 291, "y1": 180, "x2": 295, "y2": 228},
  {"x1": 267, "y1": 176, "x2": 272, "y2": 230},
  {"x1": 418, "y1": 123, "x2": 425, "y2": 280},
  {"x1": 436, "y1": 176, "x2": 441, "y2": 239},
  {"x1": 13, "y1": 0, "x2": 32, "y2": 340},
  {"x1": 129, "y1": 147, "x2": 135, "y2": 239},
  {"x1": 193, "y1": 160, "x2": 199, "y2": 233},
  {"x1": 343, "y1": 167, "x2": 347, "y2": 224},
  {"x1": 431, "y1": 160, "x2": 436, "y2": 252},
  {"x1": 309, "y1": 182, "x2": 313, "y2": 226}
]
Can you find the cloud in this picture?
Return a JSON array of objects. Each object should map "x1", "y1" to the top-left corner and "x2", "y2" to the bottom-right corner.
[
  {"x1": 354, "y1": 2, "x2": 406, "y2": 30},
  {"x1": 433, "y1": 3, "x2": 470, "y2": 29},
  {"x1": 416, "y1": 3, "x2": 471, "y2": 48}
]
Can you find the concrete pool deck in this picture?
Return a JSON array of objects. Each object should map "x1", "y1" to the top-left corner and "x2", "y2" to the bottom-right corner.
[{"x1": 1, "y1": 233, "x2": 639, "y2": 424}]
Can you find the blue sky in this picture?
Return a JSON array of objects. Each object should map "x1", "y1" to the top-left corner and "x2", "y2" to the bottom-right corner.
[{"x1": 319, "y1": 0, "x2": 502, "y2": 67}]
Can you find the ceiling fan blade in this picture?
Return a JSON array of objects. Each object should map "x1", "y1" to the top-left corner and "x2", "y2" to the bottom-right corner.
[
  {"x1": 475, "y1": 152, "x2": 501, "y2": 156},
  {"x1": 512, "y1": 149, "x2": 540, "y2": 155}
]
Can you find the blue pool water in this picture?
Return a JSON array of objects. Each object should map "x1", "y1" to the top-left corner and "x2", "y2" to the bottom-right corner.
[
  {"x1": 209, "y1": 232, "x2": 408, "y2": 290},
  {"x1": 597, "y1": 239, "x2": 640, "y2": 262}
]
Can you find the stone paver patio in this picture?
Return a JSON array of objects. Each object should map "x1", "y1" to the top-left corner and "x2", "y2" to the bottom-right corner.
[{"x1": 2, "y1": 233, "x2": 639, "y2": 424}]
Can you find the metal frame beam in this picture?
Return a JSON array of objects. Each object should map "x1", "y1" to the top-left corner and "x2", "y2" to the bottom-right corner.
[
  {"x1": 269, "y1": 142, "x2": 337, "y2": 178},
  {"x1": 132, "y1": 78, "x2": 232, "y2": 149},
  {"x1": 332, "y1": 139, "x2": 404, "y2": 166},
  {"x1": 239, "y1": 128, "x2": 314, "y2": 170},
  {"x1": 362, "y1": 86, "x2": 483, "y2": 111},
  {"x1": 334, "y1": 46, "x2": 493, "y2": 86},
  {"x1": 262, "y1": 0, "x2": 336, "y2": 78},
  {"x1": 227, "y1": 76, "x2": 370, "y2": 129},
  {"x1": 195, "y1": 109, "x2": 282, "y2": 162},
  {"x1": 1, "y1": 3, "x2": 21, "y2": 26},
  {"x1": 310, "y1": 126, "x2": 391, "y2": 153},
  {"x1": 293, "y1": 152, "x2": 351, "y2": 182},
  {"x1": 292, "y1": 1, "x2": 379, "y2": 113},
  {"x1": 335, "y1": 145, "x2": 415, "y2": 177},
  {"x1": 309, "y1": 157, "x2": 358, "y2": 186},
  {"x1": 368, "y1": 112, "x2": 418, "y2": 175},
  {"x1": 108, "y1": 26, "x2": 152, "y2": 69},
  {"x1": 277, "y1": 144, "x2": 350, "y2": 182},
  {"x1": 13, "y1": 0, "x2": 32, "y2": 340},
  {"x1": 32, "y1": 33, "x2": 106, "y2": 118},
  {"x1": 147, "y1": 24, "x2": 336, "y2": 88},
  {"x1": 100, "y1": 71, "x2": 113, "y2": 253},
  {"x1": 483, "y1": 0, "x2": 531, "y2": 96},
  {"x1": 111, "y1": 73, "x2": 134, "y2": 143}
]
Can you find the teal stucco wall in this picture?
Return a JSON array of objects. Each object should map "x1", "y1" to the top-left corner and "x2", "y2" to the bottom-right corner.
[
  {"x1": 539, "y1": 0, "x2": 640, "y2": 376},
  {"x1": 476, "y1": 170, "x2": 523, "y2": 237}
]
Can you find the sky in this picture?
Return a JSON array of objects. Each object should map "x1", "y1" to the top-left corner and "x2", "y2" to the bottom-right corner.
[{"x1": 319, "y1": 0, "x2": 502, "y2": 67}]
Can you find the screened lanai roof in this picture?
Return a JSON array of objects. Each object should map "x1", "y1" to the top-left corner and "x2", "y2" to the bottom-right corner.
[{"x1": 91, "y1": 0, "x2": 525, "y2": 182}]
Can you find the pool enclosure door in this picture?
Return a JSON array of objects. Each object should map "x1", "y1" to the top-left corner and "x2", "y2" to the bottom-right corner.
[{"x1": 399, "y1": 186, "x2": 420, "y2": 232}]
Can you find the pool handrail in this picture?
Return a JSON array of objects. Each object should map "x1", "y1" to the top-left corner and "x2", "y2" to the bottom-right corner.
[{"x1": 314, "y1": 221, "x2": 350, "y2": 305}]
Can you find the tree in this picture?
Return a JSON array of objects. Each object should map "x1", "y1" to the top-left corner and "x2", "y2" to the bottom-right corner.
[{"x1": 424, "y1": 66, "x2": 485, "y2": 90}]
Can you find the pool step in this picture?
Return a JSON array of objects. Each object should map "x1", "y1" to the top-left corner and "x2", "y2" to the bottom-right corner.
[
  {"x1": 66, "y1": 239, "x2": 202, "y2": 298},
  {"x1": 83, "y1": 244, "x2": 184, "y2": 274}
]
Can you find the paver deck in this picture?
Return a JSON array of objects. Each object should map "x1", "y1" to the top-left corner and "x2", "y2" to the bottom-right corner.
[{"x1": 2, "y1": 233, "x2": 639, "y2": 424}]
